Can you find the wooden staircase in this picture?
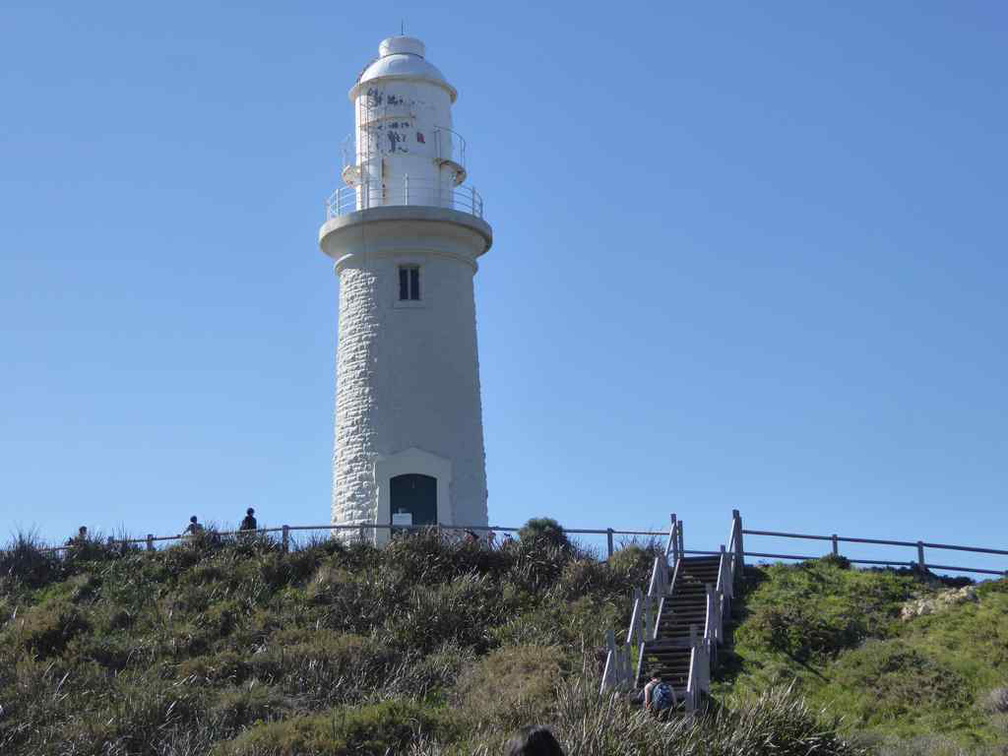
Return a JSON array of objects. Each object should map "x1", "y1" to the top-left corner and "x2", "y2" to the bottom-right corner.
[
  {"x1": 600, "y1": 511, "x2": 744, "y2": 711},
  {"x1": 635, "y1": 555, "x2": 721, "y2": 700}
]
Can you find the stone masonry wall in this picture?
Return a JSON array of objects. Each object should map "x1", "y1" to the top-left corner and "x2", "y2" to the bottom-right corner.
[
  {"x1": 332, "y1": 249, "x2": 488, "y2": 529},
  {"x1": 332, "y1": 265, "x2": 380, "y2": 525}
]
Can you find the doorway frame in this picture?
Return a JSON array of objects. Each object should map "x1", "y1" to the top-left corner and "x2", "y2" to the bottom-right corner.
[{"x1": 374, "y1": 447, "x2": 452, "y2": 545}]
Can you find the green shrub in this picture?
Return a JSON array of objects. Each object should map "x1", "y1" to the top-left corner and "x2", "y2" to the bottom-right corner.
[
  {"x1": 385, "y1": 573, "x2": 502, "y2": 653},
  {"x1": 255, "y1": 633, "x2": 400, "y2": 707},
  {"x1": 217, "y1": 699, "x2": 456, "y2": 756},
  {"x1": 14, "y1": 599, "x2": 89, "y2": 657},
  {"x1": 743, "y1": 601, "x2": 866, "y2": 662},
  {"x1": 308, "y1": 564, "x2": 404, "y2": 634},
  {"x1": 384, "y1": 530, "x2": 512, "y2": 585},
  {"x1": 818, "y1": 553, "x2": 853, "y2": 570},
  {"x1": 491, "y1": 595, "x2": 620, "y2": 651},
  {"x1": 558, "y1": 558, "x2": 628, "y2": 601},
  {"x1": 506, "y1": 539, "x2": 570, "y2": 594},
  {"x1": 0, "y1": 531, "x2": 62, "y2": 589},
  {"x1": 178, "y1": 649, "x2": 251, "y2": 683},
  {"x1": 859, "y1": 733, "x2": 994, "y2": 756},
  {"x1": 518, "y1": 517, "x2": 569, "y2": 549},
  {"x1": 735, "y1": 561, "x2": 918, "y2": 663},
  {"x1": 607, "y1": 544, "x2": 658, "y2": 586},
  {"x1": 828, "y1": 640, "x2": 972, "y2": 723},
  {"x1": 210, "y1": 682, "x2": 290, "y2": 731},
  {"x1": 384, "y1": 642, "x2": 476, "y2": 699},
  {"x1": 455, "y1": 645, "x2": 567, "y2": 729}
]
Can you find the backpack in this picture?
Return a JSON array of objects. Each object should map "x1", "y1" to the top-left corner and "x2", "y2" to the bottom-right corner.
[{"x1": 651, "y1": 682, "x2": 675, "y2": 711}]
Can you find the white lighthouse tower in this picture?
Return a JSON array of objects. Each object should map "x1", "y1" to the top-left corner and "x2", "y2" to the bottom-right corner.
[{"x1": 319, "y1": 35, "x2": 493, "y2": 542}]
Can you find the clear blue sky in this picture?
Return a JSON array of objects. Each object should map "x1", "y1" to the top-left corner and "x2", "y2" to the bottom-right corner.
[{"x1": 1, "y1": 2, "x2": 1005, "y2": 572}]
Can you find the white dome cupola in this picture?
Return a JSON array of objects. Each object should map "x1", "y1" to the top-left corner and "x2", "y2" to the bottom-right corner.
[
  {"x1": 352, "y1": 36, "x2": 457, "y2": 101},
  {"x1": 333, "y1": 35, "x2": 476, "y2": 215}
]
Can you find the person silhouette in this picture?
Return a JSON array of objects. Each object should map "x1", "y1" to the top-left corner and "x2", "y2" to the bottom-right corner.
[
  {"x1": 66, "y1": 526, "x2": 88, "y2": 550},
  {"x1": 505, "y1": 727, "x2": 564, "y2": 756},
  {"x1": 185, "y1": 516, "x2": 203, "y2": 535},
  {"x1": 240, "y1": 508, "x2": 257, "y2": 531}
]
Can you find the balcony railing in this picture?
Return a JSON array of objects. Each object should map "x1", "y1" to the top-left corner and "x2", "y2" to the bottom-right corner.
[{"x1": 325, "y1": 176, "x2": 485, "y2": 220}]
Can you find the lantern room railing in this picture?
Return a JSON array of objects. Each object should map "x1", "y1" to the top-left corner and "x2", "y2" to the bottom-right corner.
[{"x1": 325, "y1": 177, "x2": 485, "y2": 220}]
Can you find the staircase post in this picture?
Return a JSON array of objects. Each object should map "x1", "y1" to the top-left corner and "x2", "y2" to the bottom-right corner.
[
  {"x1": 600, "y1": 630, "x2": 615, "y2": 692},
  {"x1": 705, "y1": 583, "x2": 715, "y2": 642},
  {"x1": 732, "y1": 509, "x2": 744, "y2": 572},
  {"x1": 665, "y1": 514, "x2": 677, "y2": 559},
  {"x1": 631, "y1": 588, "x2": 643, "y2": 646},
  {"x1": 719, "y1": 545, "x2": 732, "y2": 599},
  {"x1": 620, "y1": 644, "x2": 632, "y2": 687},
  {"x1": 689, "y1": 623, "x2": 698, "y2": 712}
]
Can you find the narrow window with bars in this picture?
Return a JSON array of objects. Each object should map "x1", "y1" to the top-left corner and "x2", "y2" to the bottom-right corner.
[{"x1": 398, "y1": 265, "x2": 421, "y2": 301}]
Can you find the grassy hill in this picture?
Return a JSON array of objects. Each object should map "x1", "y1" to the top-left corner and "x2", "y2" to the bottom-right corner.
[
  {"x1": 718, "y1": 557, "x2": 1008, "y2": 753},
  {"x1": 0, "y1": 529, "x2": 1004, "y2": 755}
]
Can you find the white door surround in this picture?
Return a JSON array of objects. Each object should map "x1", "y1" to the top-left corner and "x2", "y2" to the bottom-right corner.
[{"x1": 374, "y1": 447, "x2": 452, "y2": 545}]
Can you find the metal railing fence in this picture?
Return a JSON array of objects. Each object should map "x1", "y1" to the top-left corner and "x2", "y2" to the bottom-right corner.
[
  {"x1": 21, "y1": 519, "x2": 1007, "y2": 577},
  {"x1": 34, "y1": 522, "x2": 668, "y2": 558},
  {"x1": 741, "y1": 527, "x2": 1008, "y2": 577},
  {"x1": 325, "y1": 177, "x2": 484, "y2": 220}
]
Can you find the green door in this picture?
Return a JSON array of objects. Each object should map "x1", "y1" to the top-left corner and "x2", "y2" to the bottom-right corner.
[{"x1": 390, "y1": 474, "x2": 437, "y2": 527}]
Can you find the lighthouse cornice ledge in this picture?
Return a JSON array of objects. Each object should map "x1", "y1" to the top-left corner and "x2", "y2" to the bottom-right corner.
[{"x1": 318, "y1": 205, "x2": 493, "y2": 269}]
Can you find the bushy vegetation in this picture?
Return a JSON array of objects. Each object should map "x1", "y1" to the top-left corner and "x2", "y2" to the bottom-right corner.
[
  {"x1": 2, "y1": 529, "x2": 997, "y2": 754},
  {"x1": 720, "y1": 558, "x2": 1008, "y2": 749},
  {"x1": 0, "y1": 528, "x2": 654, "y2": 754},
  {"x1": 517, "y1": 517, "x2": 569, "y2": 550}
]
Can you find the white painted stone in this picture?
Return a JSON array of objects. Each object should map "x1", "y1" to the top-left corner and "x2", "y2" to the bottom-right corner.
[{"x1": 320, "y1": 38, "x2": 493, "y2": 539}]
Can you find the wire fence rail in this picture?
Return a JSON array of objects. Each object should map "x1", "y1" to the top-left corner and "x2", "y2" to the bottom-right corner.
[
  {"x1": 33, "y1": 523, "x2": 664, "y2": 559},
  {"x1": 740, "y1": 527, "x2": 1008, "y2": 577},
  {"x1": 21, "y1": 517, "x2": 1007, "y2": 577}
]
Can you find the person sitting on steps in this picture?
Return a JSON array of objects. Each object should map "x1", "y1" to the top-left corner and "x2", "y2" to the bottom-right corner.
[{"x1": 643, "y1": 675, "x2": 677, "y2": 715}]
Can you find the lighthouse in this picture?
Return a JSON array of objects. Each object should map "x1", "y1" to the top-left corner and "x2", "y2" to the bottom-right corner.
[{"x1": 319, "y1": 35, "x2": 493, "y2": 542}]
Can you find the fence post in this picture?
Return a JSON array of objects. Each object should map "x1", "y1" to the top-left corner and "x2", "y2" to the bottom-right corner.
[
  {"x1": 606, "y1": 528, "x2": 614, "y2": 559},
  {"x1": 732, "y1": 509, "x2": 744, "y2": 569},
  {"x1": 917, "y1": 541, "x2": 927, "y2": 575},
  {"x1": 146, "y1": 534, "x2": 154, "y2": 552},
  {"x1": 831, "y1": 534, "x2": 839, "y2": 557},
  {"x1": 282, "y1": 525, "x2": 290, "y2": 553}
]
